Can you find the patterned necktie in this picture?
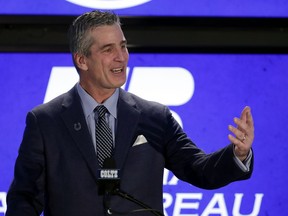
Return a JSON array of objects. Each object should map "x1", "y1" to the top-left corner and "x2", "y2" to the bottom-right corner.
[{"x1": 95, "y1": 105, "x2": 113, "y2": 167}]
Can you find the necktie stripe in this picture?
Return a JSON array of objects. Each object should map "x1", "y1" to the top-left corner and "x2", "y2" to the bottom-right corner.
[{"x1": 95, "y1": 105, "x2": 113, "y2": 167}]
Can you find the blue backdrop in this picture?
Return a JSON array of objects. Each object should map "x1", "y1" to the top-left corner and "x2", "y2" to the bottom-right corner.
[
  {"x1": 0, "y1": 53, "x2": 288, "y2": 215},
  {"x1": 0, "y1": 0, "x2": 288, "y2": 17}
]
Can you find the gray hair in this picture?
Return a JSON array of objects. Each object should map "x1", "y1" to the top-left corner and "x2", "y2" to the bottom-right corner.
[{"x1": 68, "y1": 10, "x2": 121, "y2": 56}]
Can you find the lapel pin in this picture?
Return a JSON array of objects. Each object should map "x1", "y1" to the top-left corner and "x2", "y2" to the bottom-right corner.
[{"x1": 74, "y1": 122, "x2": 81, "y2": 131}]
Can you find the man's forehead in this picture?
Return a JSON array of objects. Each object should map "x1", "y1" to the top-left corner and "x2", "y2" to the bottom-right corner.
[{"x1": 90, "y1": 25, "x2": 126, "y2": 45}]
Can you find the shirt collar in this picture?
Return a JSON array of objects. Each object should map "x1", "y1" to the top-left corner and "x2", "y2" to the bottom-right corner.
[{"x1": 76, "y1": 83, "x2": 119, "y2": 119}]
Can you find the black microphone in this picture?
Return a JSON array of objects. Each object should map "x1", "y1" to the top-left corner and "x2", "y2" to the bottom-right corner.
[
  {"x1": 98, "y1": 157, "x2": 120, "y2": 215},
  {"x1": 98, "y1": 157, "x2": 120, "y2": 195}
]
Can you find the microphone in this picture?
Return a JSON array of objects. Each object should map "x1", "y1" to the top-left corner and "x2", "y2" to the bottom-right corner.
[
  {"x1": 98, "y1": 158, "x2": 120, "y2": 195},
  {"x1": 98, "y1": 158, "x2": 164, "y2": 216},
  {"x1": 98, "y1": 158, "x2": 120, "y2": 215}
]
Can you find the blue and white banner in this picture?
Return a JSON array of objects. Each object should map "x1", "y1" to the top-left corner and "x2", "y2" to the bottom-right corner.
[
  {"x1": 1, "y1": 53, "x2": 288, "y2": 215},
  {"x1": 0, "y1": 0, "x2": 287, "y2": 17}
]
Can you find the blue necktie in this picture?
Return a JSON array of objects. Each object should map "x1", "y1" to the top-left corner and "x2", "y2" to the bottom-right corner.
[{"x1": 95, "y1": 105, "x2": 113, "y2": 167}]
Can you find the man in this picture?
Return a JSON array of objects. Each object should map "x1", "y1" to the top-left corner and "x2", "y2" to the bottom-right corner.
[{"x1": 6, "y1": 10, "x2": 254, "y2": 216}]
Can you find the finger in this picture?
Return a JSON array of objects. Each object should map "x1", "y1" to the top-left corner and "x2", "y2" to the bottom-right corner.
[
  {"x1": 240, "y1": 106, "x2": 249, "y2": 122},
  {"x1": 235, "y1": 108, "x2": 254, "y2": 140},
  {"x1": 246, "y1": 107, "x2": 254, "y2": 128},
  {"x1": 233, "y1": 117, "x2": 248, "y2": 134},
  {"x1": 228, "y1": 131, "x2": 251, "y2": 151},
  {"x1": 241, "y1": 106, "x2": 254, "y2": 127},
  {"x1": 228, "y1": 124, "x2": 247, "y2": 141},
  {"x1": 228, "y1": 123, "x2": 252, "y2": 151},
  {"x1": 228, "y1": 134, "x2": 242, "y2": 145},
  {"x1": 228, "y1": 134, "x2": 246, "y2": 150}
]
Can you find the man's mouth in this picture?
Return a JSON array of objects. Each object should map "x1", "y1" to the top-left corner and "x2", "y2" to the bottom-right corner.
[{"x1": 112, "y1": 68, "x2": 123, "y2": 73}]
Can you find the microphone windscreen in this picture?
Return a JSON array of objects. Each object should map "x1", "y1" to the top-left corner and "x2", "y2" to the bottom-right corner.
[
  {"x1": 98, "y1": 157, "x2": 120, "y2": 195},
  {"x1": 103, "y1": 157, "x2": 116, "y2": 169}
]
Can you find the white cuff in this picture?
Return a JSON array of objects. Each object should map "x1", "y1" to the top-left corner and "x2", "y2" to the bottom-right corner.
[{"x1": 233, "y1": 148, "x2": 252, "y2": 172}]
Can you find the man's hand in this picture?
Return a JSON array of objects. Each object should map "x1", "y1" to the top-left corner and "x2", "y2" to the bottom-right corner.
[{"x1": 228, "y1": 106, "x2": 254, "y2": 161}]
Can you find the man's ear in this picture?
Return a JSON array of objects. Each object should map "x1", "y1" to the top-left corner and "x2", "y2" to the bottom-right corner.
[{"x1": 74, "y1": 53, "x2": 88, "y2": 71}]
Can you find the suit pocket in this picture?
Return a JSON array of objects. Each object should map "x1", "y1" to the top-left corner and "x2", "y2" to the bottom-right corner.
[{"x1": 130, "y1": 141, "x2": 150, "y2": 153}]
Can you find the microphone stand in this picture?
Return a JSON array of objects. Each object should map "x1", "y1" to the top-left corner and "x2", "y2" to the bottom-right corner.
[
  {"x1": 100, "y1": 158, "x2": 164, "y2": 216},
  {"x1": 104, "y1": 188, "x2": 164, "y2": 216}
]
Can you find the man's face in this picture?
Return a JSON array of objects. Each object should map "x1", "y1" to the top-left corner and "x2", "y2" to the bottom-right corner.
[{"x1": 80, "y1": 24, "x2": 129, "y2": 95}]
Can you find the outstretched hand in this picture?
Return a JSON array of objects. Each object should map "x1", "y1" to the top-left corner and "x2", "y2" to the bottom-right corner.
[{"x1": 228, "y1": 106, "x2": 254, "y2": 161}]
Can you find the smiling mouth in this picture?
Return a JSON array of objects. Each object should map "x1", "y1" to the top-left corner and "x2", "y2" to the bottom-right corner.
[{"x1": 112, "y1": 68, "x2": 124, "y2": 74}]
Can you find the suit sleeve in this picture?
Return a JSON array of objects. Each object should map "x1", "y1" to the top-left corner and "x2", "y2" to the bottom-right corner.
[
  {"x1": 6, "y1": 111, "x2": 45, "y2": 216},
  {"x1": 163, "y1": 106, "x2": 253, "y2": 190}
]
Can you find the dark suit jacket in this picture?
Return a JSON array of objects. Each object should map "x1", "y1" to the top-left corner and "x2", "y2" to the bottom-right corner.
[{"x1": 6, "y1": 86, "x2": 253, "y2": 216}]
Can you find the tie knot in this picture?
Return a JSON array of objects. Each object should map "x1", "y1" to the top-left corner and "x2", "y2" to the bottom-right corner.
[{"x1": 95, "y1": 105, "x2": 108, "y2": 118}]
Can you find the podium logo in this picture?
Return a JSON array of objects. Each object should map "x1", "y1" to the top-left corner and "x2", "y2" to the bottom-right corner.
[{"x1": 65, "y1": 0, "x2": 151, "y2": 9}]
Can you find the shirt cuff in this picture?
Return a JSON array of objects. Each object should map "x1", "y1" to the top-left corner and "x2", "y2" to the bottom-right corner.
[{"x1": 233, "y1": 148, "x2": 252, "y2": 172}]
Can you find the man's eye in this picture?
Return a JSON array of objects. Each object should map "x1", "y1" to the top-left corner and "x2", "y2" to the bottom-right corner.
[{"x1": 104, "y1": 48, "x2": 112, "y2": 53}]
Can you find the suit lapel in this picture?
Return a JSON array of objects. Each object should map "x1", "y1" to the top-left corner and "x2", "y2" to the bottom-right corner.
[
  {"x1": 60, "y1": 86, "x2": 99, "y2": 182},
  {"x1": 114, "y1": 89, "x2": 140, "y2": 170},
  {"x1": 59, "y1": 87, "x2": 140, "y2": 180}
]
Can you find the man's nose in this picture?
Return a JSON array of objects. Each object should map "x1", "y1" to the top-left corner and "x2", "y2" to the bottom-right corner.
[{"x1": 115, "y1": 48, "x2": 127, "y2": 62}]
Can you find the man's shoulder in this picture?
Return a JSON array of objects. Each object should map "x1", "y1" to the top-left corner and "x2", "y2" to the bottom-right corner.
[
  {"x1": 31, "y1": 86, "x2": 77, "y2": 115},
  {"x1": 119, "y1": 89, "x2": 168, "y2": 115},
  {"x1": 120, "y1": 89, "x2": 164, "y2": 107}
]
